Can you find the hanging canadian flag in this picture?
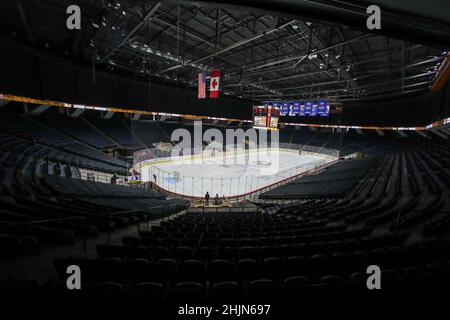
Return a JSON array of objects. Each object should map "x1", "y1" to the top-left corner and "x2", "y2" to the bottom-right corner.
[
  {"x1": 209, "y1": 69, "x2": 220, "y2": 98},
  {"x1": 197, "y1": 73, "x2": 206, "y2": 99}
]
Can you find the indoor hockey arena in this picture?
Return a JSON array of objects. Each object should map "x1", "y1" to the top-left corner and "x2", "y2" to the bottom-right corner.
[{"x1": 0, "y1": 0, "x2": 449, "y2": 316}]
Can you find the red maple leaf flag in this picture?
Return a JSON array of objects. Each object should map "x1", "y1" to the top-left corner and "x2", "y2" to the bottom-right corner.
[{"x1": 209, "y1": 69, "x2": 220, "y2": 98}]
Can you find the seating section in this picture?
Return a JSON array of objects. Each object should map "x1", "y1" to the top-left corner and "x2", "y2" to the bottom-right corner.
[
  {"x1": 323, "y1": 131, "x2": 344, "y2": 149},
  {"x1": 276, "y1": 127, "x2": 414, "y2": 157},
  {"x1": 42, "y1": 174, "x2": 187, "y2": 212},
  {"x1": 45, "y1": 207, "x2": 449, "y2": 299},
  {"x1": 1, "y1": 112, "x2": 424, "y2": 173},
  {"x1": 0, "y1": 115, "x2": 128, "y2": 174},
  {"x1": 0, "y1": 166, "x2": 188, "y2": 256},
  {"x1": 260, "y1": 156, "x2": 379, "y2": 199},
  {"x1": 85, "y1": 117, "x2": 135, "y2": 146},
  {"x1": 290, "y1": 128, "x2": 316, "y2": 146},
  {"x1": 33, "y1": 134, "x2": 447, "y2": 299},
  {"x1": 130, "y1": 121, "x2": 171, "y2": 147},
  {"x1": 0, "y1": 111, "x2": 449, "y2": 300},
  {"x1": 41, "y1": 116, "x2": 116, "y2": 149}
]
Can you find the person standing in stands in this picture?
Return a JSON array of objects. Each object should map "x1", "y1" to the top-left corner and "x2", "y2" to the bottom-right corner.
[
  {"x1": 153, "y1": 174, "x2": 157, "y2": 183},
  {"x1": 205, "y1": 191, "x2": 210, "y2": 206},
  {"x1": 111, "y1": 173, "x2": 117, "y2": 184},
  {"x1": 214, "y1": 193, "x2": 221, "y2": 206}
]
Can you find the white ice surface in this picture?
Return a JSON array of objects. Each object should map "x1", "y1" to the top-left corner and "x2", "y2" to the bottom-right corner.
[{"x1": 142, "y1": 150, "x2": 333, "y2": 197}]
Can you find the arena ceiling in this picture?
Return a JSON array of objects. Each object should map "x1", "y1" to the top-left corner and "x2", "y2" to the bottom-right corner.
[{"x1": 0, "y1": 0, "x2": 449, "y2": 105}]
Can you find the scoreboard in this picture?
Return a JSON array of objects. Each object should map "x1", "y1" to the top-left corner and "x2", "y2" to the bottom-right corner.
[{"x1": 253, "y1": 105, "x2": 280, "y2": 129}]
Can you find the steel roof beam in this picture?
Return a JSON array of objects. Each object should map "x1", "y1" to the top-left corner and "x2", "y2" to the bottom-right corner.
[
  {"x1": 103, "y1": 2, "x2": 161, "y2": 61},
  {"x1": 244, "y1": 34, "x2": 372, "y2": 72},
  {"x1": 223, "y1": 44, "x2": 432, "y2": 87},
  {"x1": 254, "y1": 79, "x2": 433, "y2": 99},
  {"x1": 154, "y1": 19, "x2": 295, "y2": 75},
  {"x1": 249, "y1": 72, "x2": 435, "y2": 99}
]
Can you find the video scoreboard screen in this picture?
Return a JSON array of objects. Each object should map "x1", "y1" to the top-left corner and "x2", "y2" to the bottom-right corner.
[
  {"x1": 253, "y1": 105, "x2": 280, "y2": 129},
  {"x1": 253, "y1": 115, "x2": 267, "y2": 127},
  {"x1": 274, "y1": 100, "x2": 330, "y2": 117}
]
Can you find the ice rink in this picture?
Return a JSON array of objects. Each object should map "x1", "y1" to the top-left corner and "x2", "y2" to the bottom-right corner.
[{"x1": 141, "y1": 149, "x2": 335, "y2": 198}]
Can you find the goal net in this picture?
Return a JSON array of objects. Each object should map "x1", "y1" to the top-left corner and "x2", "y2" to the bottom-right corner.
[{"x1": 173, "y1": 171, "x2": 182, "y2": 182}]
